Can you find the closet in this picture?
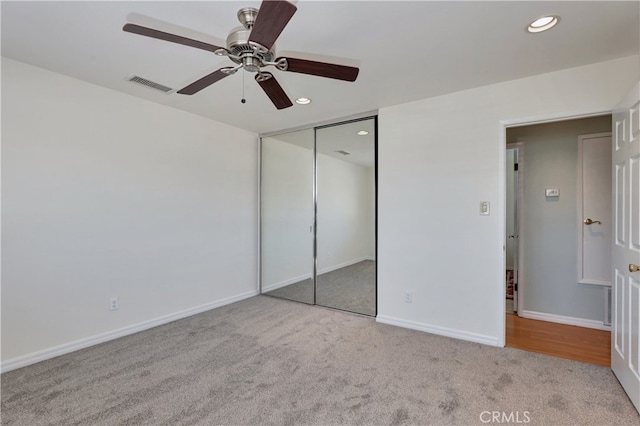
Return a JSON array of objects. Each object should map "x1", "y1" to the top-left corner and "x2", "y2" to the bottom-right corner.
[{"x1": 260, "y1": 117, "x2": 376, "y2": 316}]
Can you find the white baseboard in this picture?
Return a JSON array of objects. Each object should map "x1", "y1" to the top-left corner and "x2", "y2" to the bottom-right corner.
[
  {"x1": 318, "y1": 256, "x2": 371, "y2": 275},
  {"x1": 0, "y1": 290, "x2": 259, "y2": 373},
  {"x1": 376, "y1": 315, "x2": 499, "y2": 347},
  {"x1": 261, "y1": 273, "x2": 312, "y2": 292},
  {"x1": 519, "y1": 310, "x2": 611, "y2": 331}
]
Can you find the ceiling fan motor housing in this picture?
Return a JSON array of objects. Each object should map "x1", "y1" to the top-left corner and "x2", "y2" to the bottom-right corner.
[
  {"x1": 226, "y1": 27, "x2": 275, "y2": 72},
  {"x1": 225, "y1": 7, "x2": 275, "y2": 72}
]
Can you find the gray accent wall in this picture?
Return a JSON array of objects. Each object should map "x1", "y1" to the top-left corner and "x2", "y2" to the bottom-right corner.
[{"x1": 507, "y1": 115, "x2": 611, "y2": 322}]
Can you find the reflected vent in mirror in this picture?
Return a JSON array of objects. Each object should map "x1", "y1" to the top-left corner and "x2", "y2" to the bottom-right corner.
[{"x1": 335, "y1": 150, "x2": 351, "y2": 156}]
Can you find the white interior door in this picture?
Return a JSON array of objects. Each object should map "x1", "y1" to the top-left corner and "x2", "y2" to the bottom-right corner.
[
  {"x1": 611, "y1": 82, "x2": 640, "y2": 413},
  {"x1": 578, "y1": 133, "x2": 612, "y2": 286}
]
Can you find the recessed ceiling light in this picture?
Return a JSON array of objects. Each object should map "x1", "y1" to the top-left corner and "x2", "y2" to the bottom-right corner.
[
  {"x1": 527, "y1": 15, "x2": 559, "y2": 33},
  {"x1": 295, "y1": 97, "x2": 311, "y2": 105},
  {"x1": 357, "y1": 130, "x2": 369, "y2": 136}
]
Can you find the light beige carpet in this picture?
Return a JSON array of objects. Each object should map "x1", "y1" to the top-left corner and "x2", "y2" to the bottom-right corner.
[
  {"x1": 2, "y1": 295, "x2": 638, "y2": 425},
  {"x1": 266, "y1": 260, "x2": 376, "y2": 316}
]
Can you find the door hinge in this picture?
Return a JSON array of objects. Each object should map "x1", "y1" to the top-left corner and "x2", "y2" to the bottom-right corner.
[{"x1": 514, "y1": 163, "x2": 519, "y2": 171}]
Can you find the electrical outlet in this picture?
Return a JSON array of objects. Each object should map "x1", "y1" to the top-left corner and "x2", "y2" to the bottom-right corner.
[
  {"x1": 404, "y1": 291, "x2": 413, "y2": 303},
  {"x1": 110, "y1": 297, "x2": 119, "y2": 311}
]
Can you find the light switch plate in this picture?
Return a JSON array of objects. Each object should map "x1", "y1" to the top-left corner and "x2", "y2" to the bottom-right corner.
[
  {"x1": 480, "y1": 201, "x2": 490, "y2": 215},
  {"x1": 545, "y1": 188, "x2": 560, "y2": 197}
]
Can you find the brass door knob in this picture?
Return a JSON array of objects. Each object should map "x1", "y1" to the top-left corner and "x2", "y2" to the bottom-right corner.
[
  {"x1": 584, "y1": 218, "x2": 602, "y2": 225},
  {"x1": 630, "y1": 264, "x2": 640, "y2": 273}
]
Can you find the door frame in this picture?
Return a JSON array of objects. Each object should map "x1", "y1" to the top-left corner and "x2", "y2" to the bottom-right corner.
[{"x1": 498, "y1": 109, "x2": 613, "y2": 347}]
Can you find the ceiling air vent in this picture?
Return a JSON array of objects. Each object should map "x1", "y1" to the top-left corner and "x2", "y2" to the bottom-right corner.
[
  {"x1": 335, "y1": 150, "x2": 351, "y2": 156},
  {"x1": 126, "y1": 75, "x2": 173, "y2": 93}
]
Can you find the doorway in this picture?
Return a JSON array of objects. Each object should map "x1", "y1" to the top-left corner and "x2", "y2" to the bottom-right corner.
[
  {"x1": 504, "y1": 115, "x2": 613, "y2": 362},
  {"x1": 260, "y1": 116, "x2": 377, "y2": 316}
]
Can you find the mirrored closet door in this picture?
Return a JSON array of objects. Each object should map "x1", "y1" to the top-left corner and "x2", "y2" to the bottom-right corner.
[
  {"x1": 261, "y1": 129, "x2": 315, "y2": 305},
  {"x1": 315, "y1": 119, "x2": 376, "y2": 315},
  {"x1": 261, "y1": 117, "x2": 376, "y2": 316}
]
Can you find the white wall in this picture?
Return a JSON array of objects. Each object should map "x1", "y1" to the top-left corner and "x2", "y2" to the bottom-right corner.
[
  {"x1": 1, "y1": 58, "x2": 259, "y2": 369},
  {"x1": 508, "y1": 116, "x2": 612, "y2": 323},
  {"x1": 377, "y1": 55, "x2": 640, "y2": 345}
]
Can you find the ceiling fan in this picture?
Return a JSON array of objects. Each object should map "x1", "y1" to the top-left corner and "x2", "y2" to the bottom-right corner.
[{"x1": 123, "y1": 0, "x2": 359, "y2": 109}]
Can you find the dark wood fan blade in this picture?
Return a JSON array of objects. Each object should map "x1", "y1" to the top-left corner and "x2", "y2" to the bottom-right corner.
[
  {"x1": 249, "y1": 0, "x2": 297, "y2": 50},
  {"x1": 279, "y1": 57, "x2": 359, "y2": 82},
  {"x1": 177, "y1": 69, "x2": 231, "y2": 95},
  {"x1": 123, "y1": 23, "x2": 223, "y2": 53},
  {"x1": 255, "y1": 72, "x2": 293, "y2": 109}
]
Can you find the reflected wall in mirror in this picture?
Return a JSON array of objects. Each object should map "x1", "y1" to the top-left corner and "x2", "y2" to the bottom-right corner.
[
  {"x1": 316, "y1": 119, "x2": 376, "y2": 315},
  {"x1": 261, "y1": 129, "x2": 315, "y2": 305}
]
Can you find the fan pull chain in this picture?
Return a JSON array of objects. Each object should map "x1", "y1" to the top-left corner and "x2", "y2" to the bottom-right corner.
[{"x1": 241, "y1": 70, "x2": 246, "y2": 104}]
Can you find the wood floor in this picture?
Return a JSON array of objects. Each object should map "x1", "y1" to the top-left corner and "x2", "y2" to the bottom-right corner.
[{"x1": 506, "y1": 310, "x2": 611, "y2": 367}]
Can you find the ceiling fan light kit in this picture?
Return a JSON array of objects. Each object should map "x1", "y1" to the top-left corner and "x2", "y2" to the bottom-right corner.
[{"x1": 123, "y1": 0, "x2": 359, "y2": 109}]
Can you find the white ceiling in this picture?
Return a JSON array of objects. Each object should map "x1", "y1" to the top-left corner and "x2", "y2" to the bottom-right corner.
[{"x1": 2, "y1": 1, "x2": 638, "y2": 135}]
